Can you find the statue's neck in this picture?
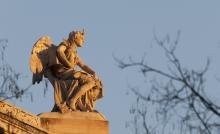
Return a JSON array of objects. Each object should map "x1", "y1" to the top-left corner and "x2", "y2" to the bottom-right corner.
[{"x1": 67, "y1": 39, "x2": 77, "y2": 49}]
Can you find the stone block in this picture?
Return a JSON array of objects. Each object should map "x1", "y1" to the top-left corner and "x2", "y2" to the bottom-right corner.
[{"x1": 39, "y1": 112, "x2": 109, "y2": 134}]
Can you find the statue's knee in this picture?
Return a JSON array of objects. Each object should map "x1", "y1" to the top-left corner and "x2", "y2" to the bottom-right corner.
[{"x1": 86, "y1": 77, "x2": 95, "y2": 83}]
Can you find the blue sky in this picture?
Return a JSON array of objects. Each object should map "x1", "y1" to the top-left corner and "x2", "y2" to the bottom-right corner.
[{"x1": 1, "y1": 0, "x2": 220, "y2": 133}]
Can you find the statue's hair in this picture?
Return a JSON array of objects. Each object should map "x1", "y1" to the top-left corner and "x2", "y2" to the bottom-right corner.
[
  {"x1": 68, "y1": 30, "x2": 85, "y2": 41},
  {"x1": 68, "y1": 31, "x2": 76, "y2": 41}
]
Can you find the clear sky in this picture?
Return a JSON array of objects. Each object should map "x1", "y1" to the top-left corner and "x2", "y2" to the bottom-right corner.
[{"x1": 1, "y1": 0, "x2": 220, "y2": 133}]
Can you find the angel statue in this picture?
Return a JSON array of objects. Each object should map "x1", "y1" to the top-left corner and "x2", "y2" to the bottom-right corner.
[{"x1": 29, "y1": 30, "x2": 103, "y2": 113}]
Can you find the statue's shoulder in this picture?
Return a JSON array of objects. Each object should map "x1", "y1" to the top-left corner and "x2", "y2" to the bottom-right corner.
[{"x1": 58, "y1": 39, "x2": 69, "y2": 47}]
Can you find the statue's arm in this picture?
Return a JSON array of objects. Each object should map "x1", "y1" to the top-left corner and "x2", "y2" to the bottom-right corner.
[
  {"x1": 56, "y1": 45, "x2": 73, "y2": 68},
  {"x1": 77, "y1": 56, "x2": 96, "y2": 76}
]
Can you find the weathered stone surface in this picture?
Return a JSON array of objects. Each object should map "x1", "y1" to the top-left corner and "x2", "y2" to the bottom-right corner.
[
  {"x1": 39, "y1": 112, "x2": 109, "y2": 134},
  {"x1": 0, "y1": 101, "x2": 48, "y2": 134},
  {"x1": 0, "y1": 101, "x2": 109, "y2": 134}
]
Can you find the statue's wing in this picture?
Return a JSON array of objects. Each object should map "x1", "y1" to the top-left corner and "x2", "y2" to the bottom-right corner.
[{"x1": 29, "y1": 36, "x2": 53, "y2": 84}]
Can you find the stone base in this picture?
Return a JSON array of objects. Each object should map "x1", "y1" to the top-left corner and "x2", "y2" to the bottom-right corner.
[
  {"x1": 0, "y1": 101, "x2": 109, "y2": 134},
  {"x1": 39, "y1": 112, "x2": 109, "y2": 134}
]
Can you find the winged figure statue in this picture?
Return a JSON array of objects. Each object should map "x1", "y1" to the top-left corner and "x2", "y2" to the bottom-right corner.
[{"x1": 29, "y1": 31, "x2": 103, "y2": 113}]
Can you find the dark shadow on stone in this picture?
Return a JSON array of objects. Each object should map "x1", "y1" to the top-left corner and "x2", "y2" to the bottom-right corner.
[{"x1": 0, "y1": 127, "x2": 5, "y2": 134}]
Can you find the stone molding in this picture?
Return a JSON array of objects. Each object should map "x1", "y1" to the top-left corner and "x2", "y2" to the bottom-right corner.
[
  {"x1": 0, "y1": 101, "x2": 48, "y2": 134},
  {"x1": 0, "y1": 101, "x2": 40, "y2": 127}
]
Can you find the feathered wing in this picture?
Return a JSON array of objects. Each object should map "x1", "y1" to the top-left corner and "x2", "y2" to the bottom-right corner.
[{"x1": 29, "y1": 36, "x2": 53, "y2": 84}]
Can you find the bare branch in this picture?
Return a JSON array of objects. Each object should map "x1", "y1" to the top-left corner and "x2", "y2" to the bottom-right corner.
[
  {"x1": 116, "y1": 32, "x2": 220, "y2": 134},
  {"x1": 0, "y1": 40, "x2": 32, "y2": 101}
]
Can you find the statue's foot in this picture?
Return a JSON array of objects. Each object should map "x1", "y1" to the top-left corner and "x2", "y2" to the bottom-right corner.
[
  {"x1": 70, "y1": 104, "x2": 76, "y2": 111},
  {"x1": 66, "y1": 100, "x2": 77, "y2": 111},
  {"x1": 59, "y1": 103, "x2": 73, "y2": 113}
]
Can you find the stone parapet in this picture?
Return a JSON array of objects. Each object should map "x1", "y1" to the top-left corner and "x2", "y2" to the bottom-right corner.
[{"x1": 0, "y1": 101, "x2": 48, "y2": 134}]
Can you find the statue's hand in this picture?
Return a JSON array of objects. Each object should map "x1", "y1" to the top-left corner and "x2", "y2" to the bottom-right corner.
[
  {"x1": 73, "y1": 71, "x2": 81, "y2": 79},
  {"x1": 58, "y1": 103, "x2": 73, "y2": 113},
  {"x1": 69, "y1": 64, "x2": 75, "y2": 69}
]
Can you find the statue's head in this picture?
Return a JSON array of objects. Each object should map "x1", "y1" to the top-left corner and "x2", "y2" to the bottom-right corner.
[{"x1": 68, "y1": 30, "x2": 85, "y2": 47}]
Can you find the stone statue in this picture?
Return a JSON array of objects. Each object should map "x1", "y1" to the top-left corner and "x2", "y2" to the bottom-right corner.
[{"x1": 29, "y1": 30, "x2": 104, "y2": 113}]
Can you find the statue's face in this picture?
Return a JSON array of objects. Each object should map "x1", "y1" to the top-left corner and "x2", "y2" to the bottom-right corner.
[{"x1": 74, "y1": 31, "x2": 85, "y2": 47}]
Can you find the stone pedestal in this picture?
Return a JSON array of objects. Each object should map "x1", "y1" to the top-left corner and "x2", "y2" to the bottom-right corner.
[
  {"x1": 39, "y1": 112, "x2": 109, "y2": 134},
  {"x1": 0, "y1": 101, "x2": 109, "y2": 134}
]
